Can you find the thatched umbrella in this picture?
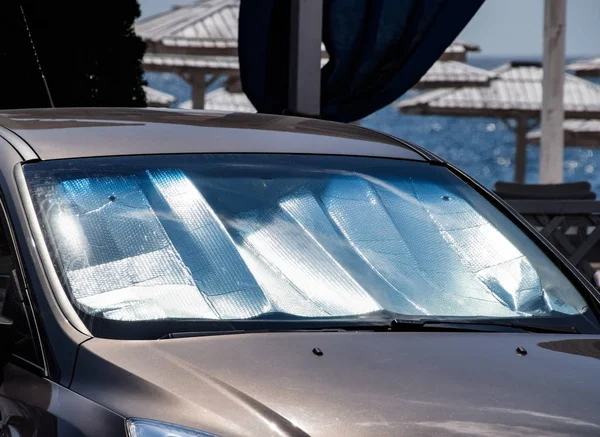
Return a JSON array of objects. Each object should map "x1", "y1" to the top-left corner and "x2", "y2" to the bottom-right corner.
[
  {"x1": 568, "y1": 57, "x2": 600, "y2": 78},
  {"x1": 177, "y1": 59, "x2": 493, "y2": 113},
  {"x1": 397, "y1": 61, "x2": 600, "y2": 182},
  {"x1": 438, "y1": 40, "x2": 480, "y2": 62},
  {"x1": 136, "y1": 0, "x2": 483, "y2": 108},
  {"x1": 136, "y1": 0, "x2": 326, "y2": 109},
  {"x1": 528, "y1": 119, "x2": 600, "y2": 149},
  {"x1": 136, "y1": 0, "x2": 242, "y2": 109},
  {"x1": 415, "y1": 61, "x2": 495, "y2": 89}
]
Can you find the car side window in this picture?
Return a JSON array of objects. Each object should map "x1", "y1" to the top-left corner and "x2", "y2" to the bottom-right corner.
[{"x1": 0, "y1": 204, "x2": 45, "y2": 373}]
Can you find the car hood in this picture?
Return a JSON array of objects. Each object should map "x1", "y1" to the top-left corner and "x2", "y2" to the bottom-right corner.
[{"x1": 72, "y1": 332, "x2": 600, "y2": 437}]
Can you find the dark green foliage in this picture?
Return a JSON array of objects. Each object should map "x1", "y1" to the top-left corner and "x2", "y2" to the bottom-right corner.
[{"x1": 0, "y1": 0, "x2": 147, "y2": 109}]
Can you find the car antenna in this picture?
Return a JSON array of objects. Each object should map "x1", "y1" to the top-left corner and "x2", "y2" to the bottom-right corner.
[{"x1": 19, "y1": 4, "x2": 55, "y2": 108}]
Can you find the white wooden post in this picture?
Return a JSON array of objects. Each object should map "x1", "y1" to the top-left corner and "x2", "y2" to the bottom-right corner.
[
  {"x1": 288, "y1": 0, "x2": 323, "y2": 116},
  {"x1": 539, "y1": 0, "x2": 566, "y2": 184}
]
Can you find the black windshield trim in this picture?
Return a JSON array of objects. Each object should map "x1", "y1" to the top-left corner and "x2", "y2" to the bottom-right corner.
[{"x1": 88, "y1": 311, "x2": 600, "y2": 340}]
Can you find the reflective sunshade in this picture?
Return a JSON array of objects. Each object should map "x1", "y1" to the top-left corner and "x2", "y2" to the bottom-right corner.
[{"x1": 24, "y1": 155, "x2": 587, "y2": 325}]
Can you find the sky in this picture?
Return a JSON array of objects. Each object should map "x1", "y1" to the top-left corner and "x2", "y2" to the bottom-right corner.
[{"x1": 139, "y1": 0, "x2": 600, "y2": 58}]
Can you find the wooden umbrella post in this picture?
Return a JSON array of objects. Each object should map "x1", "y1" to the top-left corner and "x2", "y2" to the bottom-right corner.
[
  {"x1": 539, "y1": 0, "x2": 566, "y2": 183},
  {"x1": 514, "y1": 116, "x2": 529, "y2": 184},
  {"x1": 502, "y1": 116, "x2": 533, "y2": 184},
  {"x1": 190, "y1": 73, "x2": 206, "y2": 110}
]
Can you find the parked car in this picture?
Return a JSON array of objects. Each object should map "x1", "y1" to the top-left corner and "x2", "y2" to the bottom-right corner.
[{"x1": 0, "y1": 108, "x2": 599, "y2": 436}]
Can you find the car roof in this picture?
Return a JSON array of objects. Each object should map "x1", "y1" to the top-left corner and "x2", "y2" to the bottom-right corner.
[{"x1": 0, "y1": 108, "x2": 428, "y2": 162}]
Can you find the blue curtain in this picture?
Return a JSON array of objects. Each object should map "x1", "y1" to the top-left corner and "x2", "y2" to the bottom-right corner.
[{"x1": 239, "y1": 0, "x2": 484, "y2": 123}]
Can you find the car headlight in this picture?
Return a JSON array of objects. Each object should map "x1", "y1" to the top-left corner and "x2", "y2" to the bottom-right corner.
[{"x1": 126, "y1": 418, "x2": 219, "y2": 437}]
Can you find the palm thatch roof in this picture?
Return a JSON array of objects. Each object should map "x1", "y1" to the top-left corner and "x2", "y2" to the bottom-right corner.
[
  {"x1": 416, "y1": 61, "x2": 495, "y2": 89},
  {"x1": 397, "y1": 62, "x2": 600, "y2": 119},
  {"x1": 136, "y1": 0, "x2": 239, "y2": 53}
]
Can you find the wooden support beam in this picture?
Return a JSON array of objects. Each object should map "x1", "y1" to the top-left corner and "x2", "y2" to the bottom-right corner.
[
  {"x1": 539, "y1": 0, "x2": 566, "y2": 183},
  {"x1": 205, "y1": 75, "x2": 221, "y2": 90},
  {"x1": 437, "y1": 52, "x2": 467, "y2": 62},
  {"x1": 190, "y1": 73, "x2": 206, "y2": 109},
  {"x1": 143, "y1": 64, "x2": 238, "y2": 76},
  {"x1": 501, "y1": 117, "x2": 539, "y2": 183},
  {"x1": 514, "y1": 116, "x2": 529, "y2": 184}
]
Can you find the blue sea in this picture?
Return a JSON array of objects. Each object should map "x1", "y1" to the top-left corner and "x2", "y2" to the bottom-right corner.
[{"x1": 146, "y1": 56, "x2": 600, "y2": 193}]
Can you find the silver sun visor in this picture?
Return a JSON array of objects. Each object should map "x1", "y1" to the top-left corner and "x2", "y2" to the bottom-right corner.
[{"x1": 25, "y1": 156, "x2": 586, "y2": 322}]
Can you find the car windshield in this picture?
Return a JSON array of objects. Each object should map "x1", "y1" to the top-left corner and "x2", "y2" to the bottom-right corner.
[{"x1": 23, "y1": 154, "x2": 594, "y2": 338}]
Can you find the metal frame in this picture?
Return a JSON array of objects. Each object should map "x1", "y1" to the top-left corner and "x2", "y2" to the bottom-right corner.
[
  {"x1": 0, "y1": 136, "x2": 91, "y2": 386},
  {"x1": 13, "y1": 164, "x2": 92, "y2": 339},
  {"x1": 0, "y1": 126, "x2": 39, "y2": 161},
  {"x1": 0, "y1": 176, "x2": 48, "y2": 377}
]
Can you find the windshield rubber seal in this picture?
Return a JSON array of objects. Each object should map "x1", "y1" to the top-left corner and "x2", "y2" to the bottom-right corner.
[{"x1": 13, "y1": 162, "x2": 92, "y2": 337}]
